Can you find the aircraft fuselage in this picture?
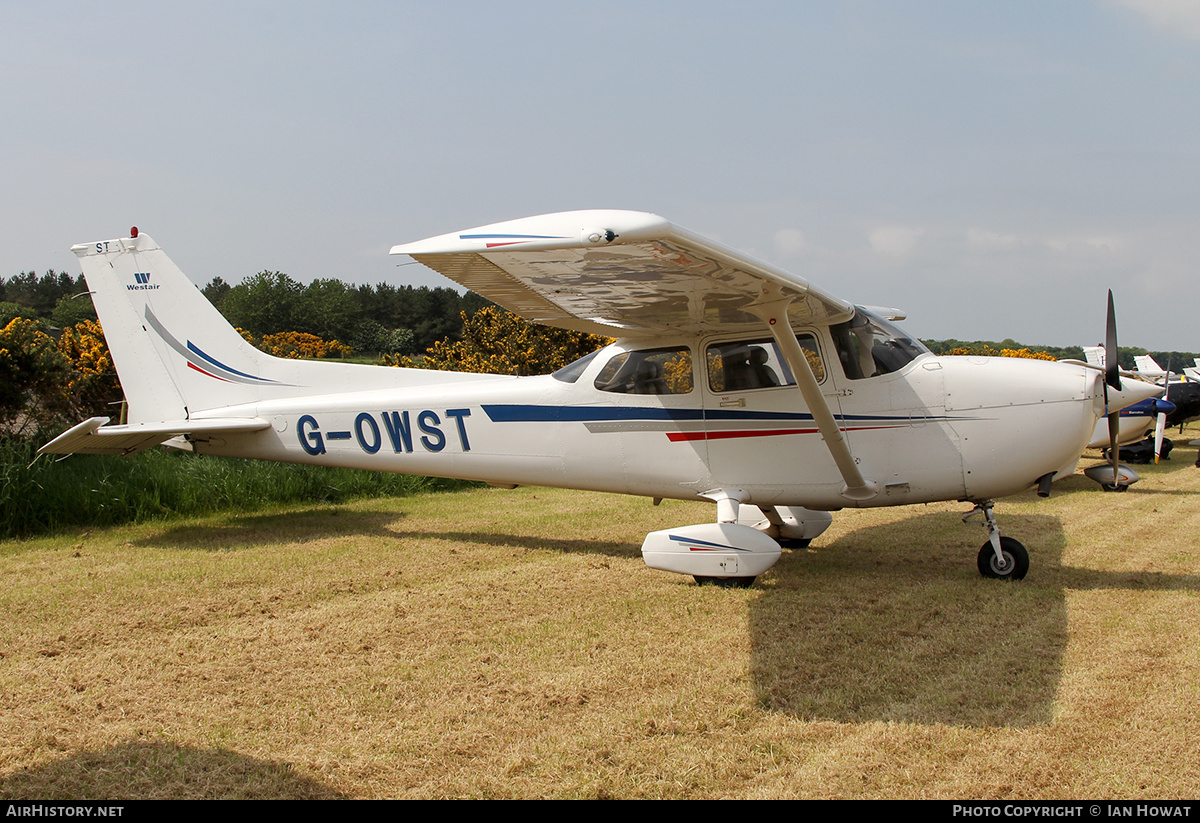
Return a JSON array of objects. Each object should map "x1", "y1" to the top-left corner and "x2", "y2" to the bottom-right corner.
[{"x1": 193, "y1": 335, "x2": 1101, "y2": 511}]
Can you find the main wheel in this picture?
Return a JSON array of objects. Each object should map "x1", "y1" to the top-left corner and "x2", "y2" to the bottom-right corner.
[
  {"x1": 694, "y1": 576, "x2": 756, "y2": 588},
  {"x1": 977, "y1": 537, "x2": 1029, "y2": 580}
]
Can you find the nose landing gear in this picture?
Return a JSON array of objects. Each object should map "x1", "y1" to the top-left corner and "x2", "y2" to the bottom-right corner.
[{"x1": 963, "y1": 501, "x2": 1029, "y2": 580}]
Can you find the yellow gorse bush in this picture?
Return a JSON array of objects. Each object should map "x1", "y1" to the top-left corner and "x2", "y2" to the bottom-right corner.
[
  {"x1": 57, "y1": 319, "x2": 114, "y2": 379},
  {"x1": 1, "y1": 317, "x2": 82, "y2": 433},
  {"x1": 386, "y1": 307, "x2": 612, "y2": 376},
  {"x1": 256, "y1": 331, "x2": 352, "y2": 360},
  {"x1": 660, "y1": 351, "x2": 694, "y2": 393},
  {"x1": 945, "y1": 345, "x2": 1056, "y2": 360},
  {"x1": 1000, "y1": 347, "x2": 1057, "y2": 361}
]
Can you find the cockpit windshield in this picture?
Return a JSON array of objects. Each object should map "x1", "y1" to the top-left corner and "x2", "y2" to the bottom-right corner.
[
  {"x1": 551, "y1": 349, "x2": 602, "y2": 383},
  {"x1": 830, "y1": 307, "x2": 929, "y2": 380}
]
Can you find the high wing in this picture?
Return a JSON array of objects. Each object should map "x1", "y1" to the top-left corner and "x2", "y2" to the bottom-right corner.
[
  {"x1": 390, "y1": 210, "x2": 854, "y2": 337},
  {"x1": 393, "y1": 209, "x2": 877, "y2": 500}
]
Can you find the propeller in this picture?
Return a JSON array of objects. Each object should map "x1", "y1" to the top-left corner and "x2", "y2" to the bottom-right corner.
[
  {"x1": 1154, "y1": 355, "x2": 1170, "y2": 463},
  {"x1": 1104, "y1": 290, "x2": 1122, "y2": 487},
  {"x1": 1147, "y1": 350, "x2": 1176, "y2": 465},
  {"x1": 1153, "y1": 400, "x2": 1168, "y2": 463}
]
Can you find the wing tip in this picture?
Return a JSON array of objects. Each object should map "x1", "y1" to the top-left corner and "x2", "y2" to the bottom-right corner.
[{"x1": 390, "y1": 209, "x2": 671, "y2": 257}]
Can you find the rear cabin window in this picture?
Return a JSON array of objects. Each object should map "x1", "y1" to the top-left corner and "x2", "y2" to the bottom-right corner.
[
  {"x1": 706, "y1": 335, "x2": 824, "y2": 392},
  {"x1": 594, "y1": 347, "x2": 693, "y2": 395}
]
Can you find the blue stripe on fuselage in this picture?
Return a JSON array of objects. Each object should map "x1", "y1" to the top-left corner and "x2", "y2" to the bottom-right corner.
[{"x1": 481, "y1": 404, "x2": 946, "y2": 424}]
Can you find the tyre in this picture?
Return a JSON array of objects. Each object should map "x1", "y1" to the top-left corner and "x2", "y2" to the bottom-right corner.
[
  {"x1": 977, "y1": 537, "x2": 1029, "y2": 580},
  {"x1": 694, "y1": 576, "x2": 756, "y2": 588}
]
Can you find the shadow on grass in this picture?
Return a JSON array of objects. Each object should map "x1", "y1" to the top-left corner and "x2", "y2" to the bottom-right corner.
[
  {"x1": 748, "y1": 508, "x2": 1200, "y2": 727},
  {"x1": 386, "y1": 529, "x2": 642, "y2": 560},
  {"x1": 135, "y1": 508, "x2": 410, "y2": 551},
  {"x1": 0, "y1": 739, "x2": 344, "y2": 800},
  {"x1": 137, "y1": 505, "x2": 641, "y2": 559},
  {"x1": 749, "y1": 510, "x2": 1068, "y2": 728}
]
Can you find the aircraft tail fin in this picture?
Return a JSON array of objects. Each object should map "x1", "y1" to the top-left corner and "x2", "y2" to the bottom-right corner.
[
  {"x1": 73, "y1": 231, "x2": 294, "y2": 423},
  {"x1": 1134, "y1": 354, "x2": 1164, "y2": 375},
  {"x1": 71, "y1": 229, "x2": 501, "y2": 429}
]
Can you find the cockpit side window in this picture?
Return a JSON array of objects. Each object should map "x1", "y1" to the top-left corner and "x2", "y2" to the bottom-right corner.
[
  {"x1": 706, "y1": 335, "x2": 824, "y2": 392},
  {"x1": 594, "y1": 346, "x2": 693, "y2": 395},
  {"x1": 830, "y1": 308, "x2": 928, "y2": 380}
]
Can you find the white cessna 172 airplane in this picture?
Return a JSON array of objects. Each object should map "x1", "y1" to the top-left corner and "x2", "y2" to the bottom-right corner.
[{"x1": 41, "y1": 211, "x2": 1162, "y2": 586}]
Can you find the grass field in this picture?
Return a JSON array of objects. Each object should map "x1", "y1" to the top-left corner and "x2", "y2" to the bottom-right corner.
[{"x1": 2, "y1": 430, "x2": 1199, "y2": 799}]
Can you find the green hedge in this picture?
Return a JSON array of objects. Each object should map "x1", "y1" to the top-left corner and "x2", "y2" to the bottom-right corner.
[{"x1": 0, "y1": 438, "x2": 474, "y2": 539}]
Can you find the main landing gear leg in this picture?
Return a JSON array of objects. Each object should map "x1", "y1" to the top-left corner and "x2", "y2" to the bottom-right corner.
[{"x1": 963, "y1": 501, "x2": 1029, "y2": 580}]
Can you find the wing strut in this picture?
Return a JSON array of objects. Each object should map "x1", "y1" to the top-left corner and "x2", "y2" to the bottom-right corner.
[{"x1": 747, "y1": 287, "x2": 879, "y2": 502}]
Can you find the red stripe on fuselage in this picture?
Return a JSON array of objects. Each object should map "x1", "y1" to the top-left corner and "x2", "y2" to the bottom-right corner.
[
  {"x1": 668, "y1": 428, "x2": 816, "y2": 442},
  {"x1": 668, "y1": 424, "x2": 908, "y2": 442}
]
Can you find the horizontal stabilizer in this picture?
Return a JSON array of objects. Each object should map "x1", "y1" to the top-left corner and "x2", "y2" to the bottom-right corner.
[{"x1": 39, "y1": 416, "x2": 270, "y2": 456}]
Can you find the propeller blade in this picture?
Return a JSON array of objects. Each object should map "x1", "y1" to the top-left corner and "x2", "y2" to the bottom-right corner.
[
  {"x1": 1154, "y1": 361, "x2": 1170, "y2": 464},
  {"x1": 1104, "y1": 290, "x2": 1122, "y2": 487},
  {"x1": 1109, "y1": 410, "x2": 1120, "y2": 482},
  {"x1": 1105, "y1": 290, "x2": 1121, "y2": 392},
  {"x1": 1154, "y1": 412, "x2": 1167, "y2": 464}
]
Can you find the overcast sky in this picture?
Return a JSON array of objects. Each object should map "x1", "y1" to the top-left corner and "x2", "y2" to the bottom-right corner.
[{"x1": 3, "y1": 1, "x2": 1198, "y2": 351}]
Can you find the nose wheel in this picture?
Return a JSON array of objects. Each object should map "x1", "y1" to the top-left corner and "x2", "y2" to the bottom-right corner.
[
  {"x1": 964, "y1": 501, "x2": 1029, "y2": 580},
  {"x1": 976, "y1": 536, "x2": 1029, "y2": 580}
]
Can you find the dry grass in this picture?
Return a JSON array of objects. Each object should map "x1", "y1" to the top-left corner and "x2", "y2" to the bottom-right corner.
[{"x1": 2, "y1": 429, "x2": 1199, "y2": 798}]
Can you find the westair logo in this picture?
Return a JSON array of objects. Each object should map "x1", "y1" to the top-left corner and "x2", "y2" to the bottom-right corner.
[{"x1": 127, "y1": 272, "x2": 159, "y2": 291}]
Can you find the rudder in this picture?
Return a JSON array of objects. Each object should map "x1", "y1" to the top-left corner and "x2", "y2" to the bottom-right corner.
[{"x1": 74, "y1": 231, "x2": 280, "y2": 422}]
